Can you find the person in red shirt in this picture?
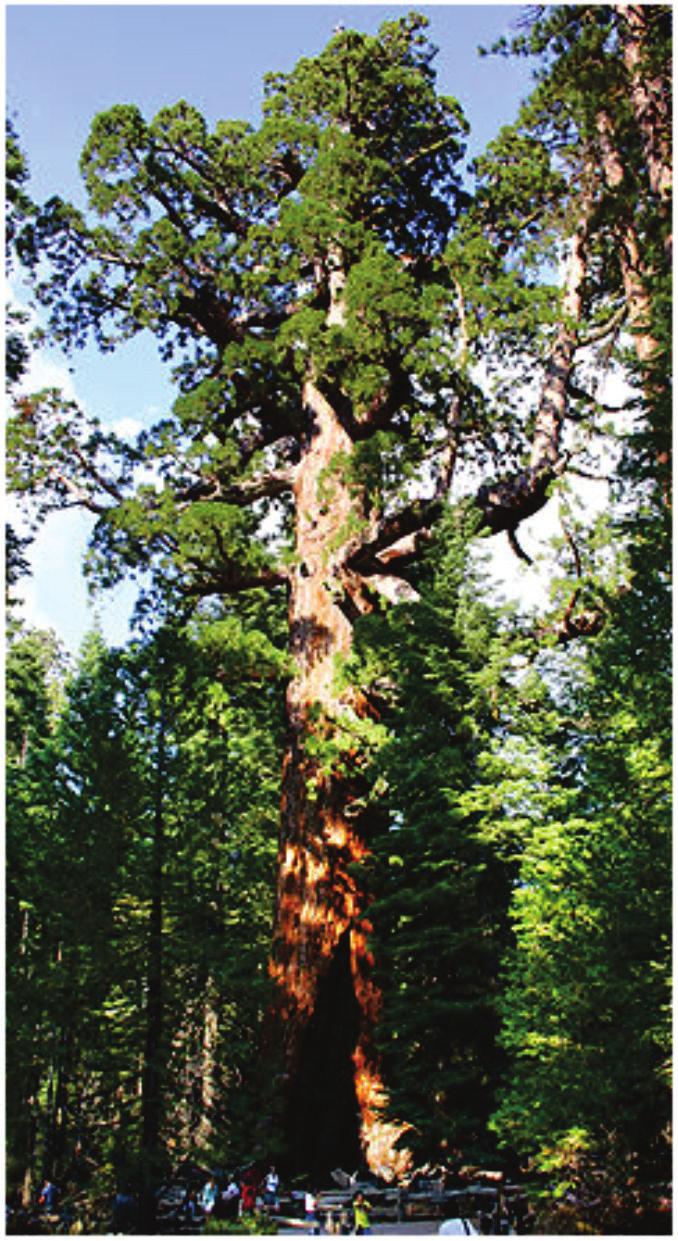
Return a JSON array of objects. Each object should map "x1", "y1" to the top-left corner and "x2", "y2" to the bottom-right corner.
[{"x1": 240, "y1": 1169, "x2": 257, "y2": 1215}]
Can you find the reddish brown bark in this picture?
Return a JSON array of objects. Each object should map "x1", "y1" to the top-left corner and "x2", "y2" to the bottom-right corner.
[
  {"x1": 596, "y1": 99, "x2": 670, "y2": 501},
  {"x1": 265, "y1": 199, "x2": 606, "y2": 1177},
  {"x1": 269, "y1": 377, "x2": 410, "y2": 1178},
  {"x1": 597, "y1": 7, "x2": 671, "y2": 358},
  {"x1": 616, "y1": 4, "x2": 672, "y2": 212},
  {"x1": 596, "y1": 108, "x2": 660, "y2": 362}
]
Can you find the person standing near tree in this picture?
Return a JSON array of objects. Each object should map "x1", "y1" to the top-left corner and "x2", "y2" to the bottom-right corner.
[
  {"x1": 352, "y1": 1192, "x2": 372, "y2": 1235},
  {"x1": 240, "y1": 1169, "x2": 257, "y2": 1215},
  {"x1": 222, "y1": 1176, "x2": 240, "y2": 1220},
  {"x1": 200, "y1": 1176, "x2": 218, "y2": 1220},
  {"x1": 305, "y1": 1188, "x2": 320, "y2": 1235},
  {"x1": 37, "y1": 1179, "x2": 59, "y2": 1214},
  {"x1": 264, "y1": 1166, "x2": 280, "y2": 1211},
  {"x1": 181, "y1": 1187, "x2": 199, "y2": 1224},
  {"x1": 111, "y1": 1185, "x2": 138, "y2": 1234}
]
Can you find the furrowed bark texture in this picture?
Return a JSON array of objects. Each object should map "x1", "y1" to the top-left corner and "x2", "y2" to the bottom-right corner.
[
  {"x1": 596, "y1": 110, "x2": 661, "y2": 365},
  {"x1": 270, "y1": 377, "x2": 409, "y2": 1180}
]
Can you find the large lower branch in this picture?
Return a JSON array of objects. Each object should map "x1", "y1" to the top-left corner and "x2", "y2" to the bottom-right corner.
[
  {"x1": 185, "y1": 564, "x2": 289, "y2": 597},
  {"x1": 469, "y1": 191, "x2": 594, "y2": 542},
  {"x1": 177, "y1": 465, "x2": 296, "y2": 507},
  {"x1": 347, "y1": 497, "x2": 443, "y2": 580},
  {"x1": 347, "y1": 203, "x2": 591, "y2": 577},
  {"x1": 475, "y1": 464, "x2": 557, "y2": 537},
  {"x1": 47, "y1": 468, "x2": 111, "y2": 516}
]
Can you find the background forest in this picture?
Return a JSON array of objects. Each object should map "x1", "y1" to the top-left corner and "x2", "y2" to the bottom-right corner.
[{"x1": 6, "y1": 5, "x2": 671, "y2": 1236}]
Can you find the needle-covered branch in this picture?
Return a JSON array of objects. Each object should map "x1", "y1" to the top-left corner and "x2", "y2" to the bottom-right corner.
[
  {"x1": 7, "y1": 390, "x2": 137, "y2": 524},
  {"x1": 532, "y1": 522, "x2": 606, "y2": 648},
  {"x1": 347, "y1": 498, "x2": 443, "y2": 580}
]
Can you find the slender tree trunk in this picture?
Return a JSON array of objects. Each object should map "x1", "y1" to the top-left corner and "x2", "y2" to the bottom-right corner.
[
  {"x1": 529, "y1": 193, "x2": 589, "y2": 470},
  {"x1": 596, "y1": 104, "x2": 670, "y2": 501},
  {"x1": 596, "y1": 109, "x2": 660, "y2": 362},
  {"x1": 170, "y1": 999, "x2": 197, "y2": 1148},
  {"x1": 15, "y1": 911, "x2": 38, "y2": 1209},
  {"x1": 20, "y1": 1090, "x2": 39, "y2": 1210},
  {"x1": 195, "y1": 979, "x2": 218, "y2": 1149},
  {"x1": 477, "y1": 194, "x2": 591, "y2": 540},
  {"x1": 140, "y1": 681, "x2": 166, "y2": 1233},
  {"x1": 616, "y1": 4, "x2": 672, "y2": 214},
  {"x1": 617, "y1": 224, "x2": 661, "y2": 366},
  {"x1": 49, "y1": 1052, "x2": 68, "y2": 1176}
]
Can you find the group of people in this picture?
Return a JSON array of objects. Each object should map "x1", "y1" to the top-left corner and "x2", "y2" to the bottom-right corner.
[
  {"x1": 8, "y1": 1168, "x2": 374, "y2": 1235},
  {"x1": 192, "y1": 1171, "x2": 372, "y2": 1234},
  {"x1": 187, "y1": 1164, "x2": 280, "y2": 1223},
  {"x1": 304, "y1": 1188, "x2": 372, "y2": 1235}
]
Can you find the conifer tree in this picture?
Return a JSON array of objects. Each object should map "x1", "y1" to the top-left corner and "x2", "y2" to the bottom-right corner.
[
  {"x1": 8, "y1": 10, "x2": 669, "y2": 1174},
  {"x1": 466, "y1": 517, "x2": 671, "y2": 1230},
  {"x1": 6, "y1": 626, "x2": 65, "y2": 1206},
  {"x1": 457, "y1": 11, "x2": 672, "y2": 1223},
  {"x1": 356, "y1": 512, "x2": 514, "y2": 1170},
  {"x1": 5, "y1": 613, "x2": 283, "y2": 1219}
]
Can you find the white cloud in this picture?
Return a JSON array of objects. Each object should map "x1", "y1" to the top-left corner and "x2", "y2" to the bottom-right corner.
[
  {"x1": 12, "y1": 507, "x2": 139, "y2": 656},
  {"x1": 112, "y1": 417, "x2": 144, "y2": 440},
  {"x1": 19, "y1": 351, "x2": 78, "y2": 401}
]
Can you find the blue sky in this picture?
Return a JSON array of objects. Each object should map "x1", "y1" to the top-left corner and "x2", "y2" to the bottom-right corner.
[
  {"x1": 7, "y1": 3, "x2": 538, "y2": 655},
  {"x1": 8, "y1": 5, "x2": 532, "y2": 197}
]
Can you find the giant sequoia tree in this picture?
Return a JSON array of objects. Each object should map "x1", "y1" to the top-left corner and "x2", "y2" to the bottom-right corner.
[{"x1": 8, "y1": 9, "x2": 671, "y2": 1178}]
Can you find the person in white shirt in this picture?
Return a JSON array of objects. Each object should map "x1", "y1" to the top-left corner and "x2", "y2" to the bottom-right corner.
[
  {"x1": 305, "y1": 1188, "x2": 320, "y2": 1235},
  {"x1": 200, "y1": 1177, "x2": 218, "y2": 1218},
  {"x1": 264, "y1": 1166, "x2": 280, "y2": 1210}
]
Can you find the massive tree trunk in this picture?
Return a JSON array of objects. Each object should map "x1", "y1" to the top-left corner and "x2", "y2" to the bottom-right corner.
[
  {"x1": 270, "y1": 376, "x2": 409, "y2": 1180},
  {"x1": 265, "y1": 199, "x2": 602, "y2": 1177}
]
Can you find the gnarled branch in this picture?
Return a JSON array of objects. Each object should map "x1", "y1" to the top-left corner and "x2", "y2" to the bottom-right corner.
[
  {"x1": 177, "y1": 465, "x2": 296, "y2": 508},
  {"x1": 347, "y1": 497, "x2": 442, "y2": 579},
  {"x1": 475, "y1": 190, "x2": 594, "y2": 540}
]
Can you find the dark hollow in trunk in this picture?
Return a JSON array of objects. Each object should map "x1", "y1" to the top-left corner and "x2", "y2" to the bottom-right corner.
[{"x1": 284, "y1": 930, "x2": 363, "y2": 1182}]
